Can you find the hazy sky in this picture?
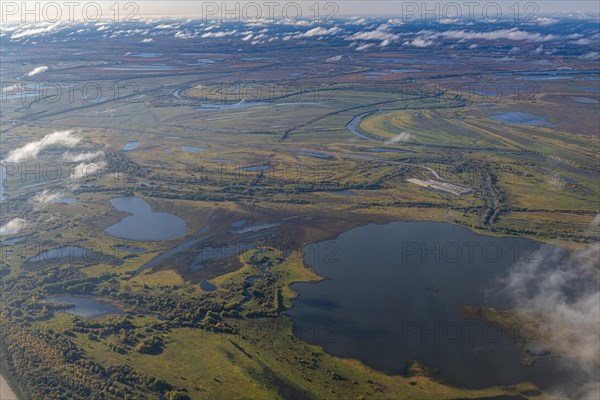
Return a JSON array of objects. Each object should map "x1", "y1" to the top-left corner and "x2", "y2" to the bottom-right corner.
[
  {"x1": 138, "y1": 1, "x2": 600, "y2": 16},
  {"x1": 2, "y1": 1, "x2": 599, "y2": 22}
]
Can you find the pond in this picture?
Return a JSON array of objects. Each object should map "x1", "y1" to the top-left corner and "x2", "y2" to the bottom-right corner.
[
  {"x1": 288, "y1": 221, "x2": 587, "y2": 391},
  {"x1": 44, "y1": 295, "x2": 123, "y2": 318},
  {"x1": 122, "y1": 141, "x2": 139, "y2": 151},
  {"x1": 26, "y1": 245, "x2": 103, "y2": 265},
  {"x1": 105, "y1": 197, "x2": 187, "y2": 241},
  {"x1": 237, "y1": 165, "x2": 269, "y2": 172},
  {"x1": 200, "y1": 279, "x2": 217, "y2": 291},
  {"x1": 490, "y1": 112, "x2": 549, "y2": 126},
  {"x1": 180, "y1": 146, "x2": 204, "y2": 153}
]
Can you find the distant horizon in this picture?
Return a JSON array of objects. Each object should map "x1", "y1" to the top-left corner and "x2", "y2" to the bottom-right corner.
[{"x1": 2, "y1": 1, "x2": 600, "y2": 22}]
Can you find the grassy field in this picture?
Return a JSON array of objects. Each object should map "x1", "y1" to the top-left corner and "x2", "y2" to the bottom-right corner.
[{"x1": 1, "y1": 36, "x2": 598, "y2": 399}]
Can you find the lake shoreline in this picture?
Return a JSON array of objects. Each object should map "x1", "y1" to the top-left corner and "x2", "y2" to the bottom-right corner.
[{"x1": 288, "y1": 220, "x2": 575, "y2": 391}]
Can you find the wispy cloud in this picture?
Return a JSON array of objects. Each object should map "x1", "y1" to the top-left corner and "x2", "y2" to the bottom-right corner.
[
  {"x1": 385, "y1": 132, "x2": 411, "y2": 144},
  {"x1": 4, "y1": 130, "x2": 80, "y2": 163},
  {"x1": 579, "y1": 52, "x2": 600, "y2": 60},
  {"x1": 201, "y1": 30, "x2": 236, "y2": 38},
  {"x1": 26, "y1": 66, "x2": 49, "y2": 76},
  {"x1": 347, "y1": 24, "x2": 400, "y2": 42},
  {"x1": 11, "y1": 22, "x2": 61, "y2": 39},
  {"x1": 70, "y1": 161, "x2": 107, "y2": 180},
  {"x1": 404, "y1": 37, "x2": 434, "y2": 48},
  {"x1": 355, "y1": 43, "x2": 375, "y2": 51},
  {"x1": 31, "y1": 189, "x2": 64, "y2": 209},
  {"x1": 0, "y1": 218, "x2": 27, "y2": 236},
  {"x1": 62, "y1": 151, "x2": 104, "y2": 163},
  {"x1": 501, "y1": 244, "x2": 600, "y2": 399},
  {"x1": 437, "y1": 28, "x2": 557, "y2": 42},
  {"x1": 297, "y1": 26, "x2": 340, "y2": 38}
]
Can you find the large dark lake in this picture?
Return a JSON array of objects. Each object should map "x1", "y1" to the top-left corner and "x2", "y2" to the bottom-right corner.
[
  {"x1": 288, "y1": 221, "x2": 587, "y2": 391},
  {"x1": 105, "y1": 197, "x2": 187, "y2": 241}
]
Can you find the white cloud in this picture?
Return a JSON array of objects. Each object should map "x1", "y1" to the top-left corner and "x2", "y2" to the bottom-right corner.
[
  {"x1": 438, "y1": 28, "x2": 557, "y2": 42},
  {"x1": 348, "y1": 17, "x2": 369, "y2": 25},
  {"x1": 4, "y1": 130, "x2": 80, "y2": 163},
  {"x1": 533, "y1": 16, "x2": 559, "y2": 26},
  {"x1": 31, "y1": 189, "x2": 64, "y2": 208},
  {"x1": 174, "y1": 31, "x2": 194, "y2": 39},
  {"x1": 11, "y1": 22, "x2": 61, "y2": 39},
  {"x1": 404, "y1": 37, "x2": 434, "y2": 48},
  {"x1": 355, "y1": 43, "x2": 375, "y2": 51},
  {"x1": 140, "y1": 38, "x2": 154, "y2": 43},
  {"x1": 277, "y1": 19, "x2": 314, "y2": 27},
  {"x1": 26, "y1": 66, "x2": 49, "y2": 76},
  {"x1": 0, "y1": 218, "x2": 27, "y2": 236},
  {"x1": 326, "y1": 55, "x2": 342, "y2": 62},
  {"x1": 62, "y1": 151, "x2": 104, "y2": 163},
  {"x1": 71, "y1": 161, "x2": 107, "y2": 180},
  {"x1": 201, "y1": 30, "x2": 236, "y2": 38},
  {"x1": 385, "y1": 132, "x2": 411, "y2": 144},
  {"x1": 347, "y1": 25, "x2": 400, "y2": 42},
  {"x1": 579, "y1": 52, "x2": 600, "y2": 60},
  {"x1": 501, "y1": 244, "x2": 600, "y2": 399},
  {"x1": 297, "y1": 26, "x2": 340, "y2": 38},
  {"x1": 2, "y1": 84, "x2": 19, "y2": 93}
]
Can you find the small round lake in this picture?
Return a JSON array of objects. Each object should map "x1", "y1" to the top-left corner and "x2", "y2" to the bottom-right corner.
[
  {"x1": 490, "y1": 112, "x2": 549, "y2": 126},
  {"x1": 105, "y1": 197, "x2": 187, "y2": 241},
  {"x1": 288, "y1": 221, "x2": 586, "y2": 392},
  {"x1": 122, "y1": 141, "x2": 139, "y2": 151},
  {"x1": 180, "y1": 146, "x2": 204, "y2": 153}
]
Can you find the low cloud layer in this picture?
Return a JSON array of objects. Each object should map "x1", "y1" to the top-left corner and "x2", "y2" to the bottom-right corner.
[
  {"x1": 63, "y1": 150, "x2": 104, "y2": 163},
  {"x1": 26, "y1": 66, "x2": 49, "y2": 76},
  {"x1": 4, "y1": 130, "x2": 80, "y2": 163},
  {"x1": 437, "y1": 28, "x2": 557, "y2": 42},
  {"x1": 385, "y1": 132, "x2": 411, "y2": 144},
  {"x1": 11, "y1": 22, "x2": 62, "y2": 39},
  {"x1": 31, "y1": 189, "x2": 65, "y2": 209},
  {"x1": 0, "y1": 218, "x2": 27, "y2": 236},
  {"x1": 501, "y1": 243, "x2": 600, "y2": 399},
  {"x1": 298, "y1": 26, "x2": 340, "y2": 38}
]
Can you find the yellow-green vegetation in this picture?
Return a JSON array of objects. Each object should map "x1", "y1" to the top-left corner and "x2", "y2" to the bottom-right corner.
[
  {"x1": 24, "y1": 251, "x2": 540, "y2": 399},
  {"x1": 461, "y1": 305, "x2": 553, "y2": 367},
  {"x1": 1, "y1": 35, "x2": 599, "y2": 400}
]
